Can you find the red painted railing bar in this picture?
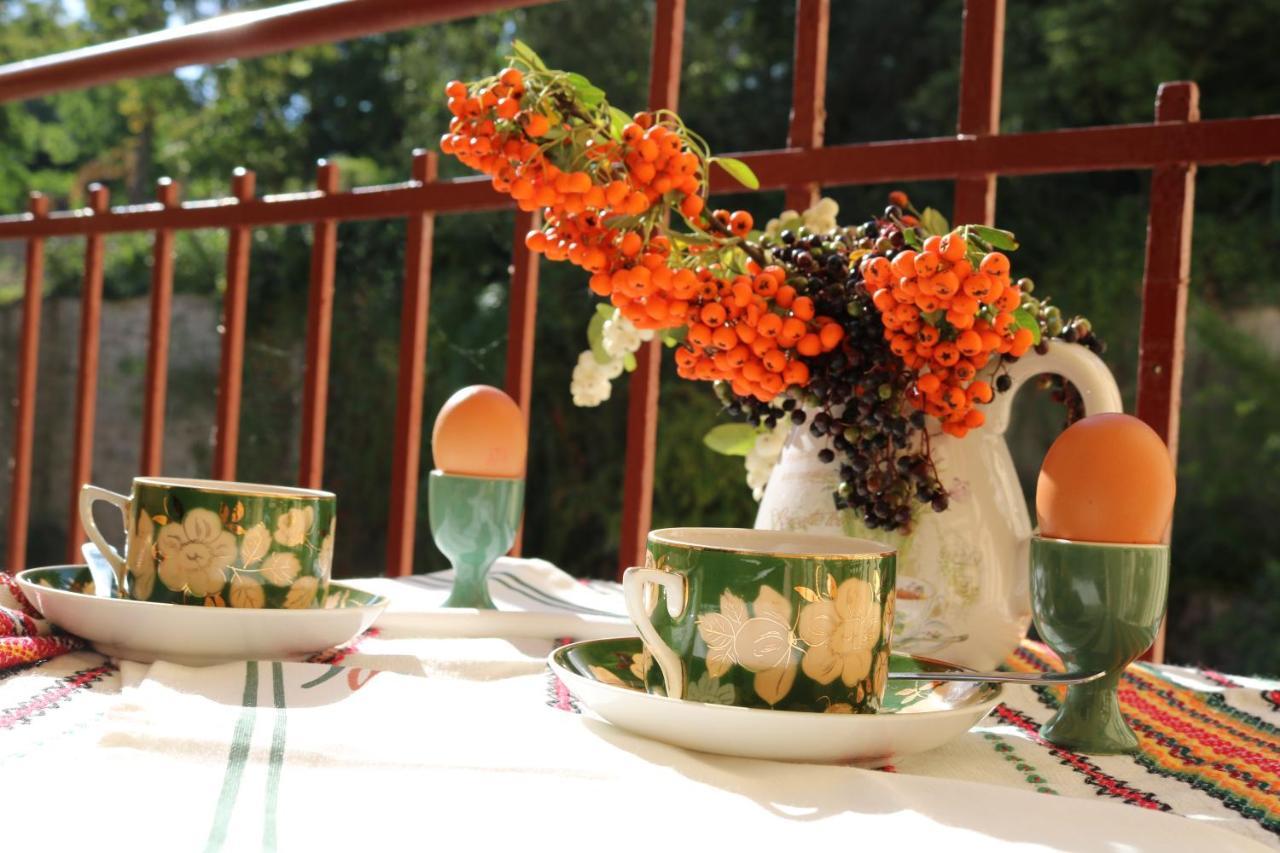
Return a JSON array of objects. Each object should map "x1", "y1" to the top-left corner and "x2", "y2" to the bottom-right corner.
[
  {"x1": 139, "y1": 178, "x2": 180, "y2": 477},
  {"x1": 386, "y1": 150, "x2": 438, "y2": 577},
  {"x1": 783, "y1": 0, "x2": 830, "y2": 213},
  {"x1": 619, "y1": 0, "x2": 686, "y2": 578},
  {"x1": 952, "y1": 0, "x2": 1005, "y2": 226},
  {"x1": 2, "y1": 114, "x2": 1278, "y2": 241},
  {"x1": 1137, "y1": 82, "x2": 1199, "y2": 663},
  {"x1": 65, "y1": 184, "x2": 110, "y2": 563},
  {"x1": 0, "y1": 0, "x2": 556, "y2": 105},
  {"x1": 503, "y1": 209, "x2": 540, "y2": 556},
  {"x1": 212, "y1": 168, "x2": 256, "y2": 481},
  {"x1": 299, "y1": 159, "x2": 340, "y2": 488},
  {"x1": 5, "y1": 192, "x2": 49, "y2": 571}
]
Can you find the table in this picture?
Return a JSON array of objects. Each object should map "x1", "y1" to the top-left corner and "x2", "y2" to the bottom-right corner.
[{"x1": 2, "y1": 559, "x2": 1277, "y2": 851}]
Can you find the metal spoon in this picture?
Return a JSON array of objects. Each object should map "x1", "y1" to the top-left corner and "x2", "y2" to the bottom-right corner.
[{"x1": 888, "y1": 669, "x2": 1105, "y2": 685}]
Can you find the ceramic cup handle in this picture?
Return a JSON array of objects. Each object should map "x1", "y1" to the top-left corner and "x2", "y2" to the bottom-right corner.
[
  {"x1": 78, "y1": 484, "x2": 130, "y2": 589},
  {"x1": 622, "y1": 566, "x2": 688, "y2": 700}
]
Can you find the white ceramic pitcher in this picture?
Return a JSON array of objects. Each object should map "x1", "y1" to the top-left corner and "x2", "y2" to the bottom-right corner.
[{"x1": 755, "y1": 340, "x2": 1122, "y2": 669}]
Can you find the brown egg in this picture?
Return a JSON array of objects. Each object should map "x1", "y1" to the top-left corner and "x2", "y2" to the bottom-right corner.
[
  {"x1": 431, "y1": 385, "x2": 527, "y2": 479},
  {"x1": 1036, "y1": 413, "x2": 1175, "y2": 544}
]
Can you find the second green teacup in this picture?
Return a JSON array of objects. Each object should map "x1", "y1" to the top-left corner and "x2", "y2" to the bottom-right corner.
[
  {"x1": 80, "y1": 477, "x2": 335, "y2": 608},
  {"x1": 623, "y1": 528, "x2": 895, "y2": 711}
]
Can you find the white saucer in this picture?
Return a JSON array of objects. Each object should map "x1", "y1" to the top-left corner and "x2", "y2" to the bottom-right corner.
[
  {"x1": 549, "y1": 637, "x2": 1002, "y2": 765},
  {"x1": 17, "y1": 565, "x2": 386, "y2": 666}
]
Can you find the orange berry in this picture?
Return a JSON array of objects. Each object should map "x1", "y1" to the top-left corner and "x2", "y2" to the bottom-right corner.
[
  {"x1": 953, "y1": 360, "x2": 977, "y2": 383},
  {"x1": 712, "y1": 209, "x2": 731, "y2": 229},
  {"x1": 889, "y1": 335, "x2": 914, "y2": 357},
  {"x1": 963, "y1": 408, "x2": 986, "y2": 429},
  {"x1": 979, "y1": 252, "x2": 1010, "y2": 278},
  {"x1": 950, "y1": 293, "x2": 980, "y2": 315},
  {"x1": 774, "y1": 284, "x2": 796, "y2": 308},
  {"x1": 917, "y1": 325, "x2": 940, "y2": 346},
  {"x1": 791, "y1": 296, "x2": 815, "y2": 321},
  {"x1": 783, "y1": 360, "x2": 810, "y2": 386},
  {"x1": 917, "y1": 373, "x2": 941, "y2": 394},
  {"x1": 522, "y1": 112, "x2": 550, "y2": 137},
  {"x1": 888, "y1": 190, "x2": 910, "y2": 208},
  {"x1": 931, "y1": 271, "x2": 960, "y2": 298},
  {"x1": 496, "y1": 97, "x2": 520, "y2": 120},
  {"x1": 755, "y1": 313, "x2": 783, "y2": 339},
  {"x1": 922, "y1": 234, "x2": 943, "y2": 254},
  {"x1": 687, "y1": 323, "x2": 713, "y2": 348},
  {"x1": 622, "y1": 123, "x2": 644, "y2": 145},
  {"x1": 915, "y1": 294, "x2": 941, "y2": 313},
  {"x1": 711, "y1": 325, "x2": 738, "y2": 351},
  {"x1": 933, "y1": 342, "x2": 960, "y2": 367},
  {"x1": 819, "y1": 323, "x2": 844, "y2": 351},
  {"x1": 995, "y1": 286, "x2": 1021, "y2": 313},
  {"x1": 680, "y1": 194, "x2": 705, "y2": 218},
  {"x1": 700, "y1": 302, "x2": 727, "y2": 327},
  {"x1": 945, "y1": 310, "x2": 974, "y2": 330},
  {"x1": 619, "y1": 231, "x2": 643, "y2": 257},
  {"x1": 863, "y1": 256, "x2": 893, "y2": 287},
  {"x1": 1011, "y1": 327, "x2": 1034, "y2": 356},
  {"x1": 872, "y1": 289, "x2": 896, "y2": 313},
  {"x1": 956, "y1": 330, "x2": 983, "y2": 356},
  {"x1": 742, "y1": 359, "x2": 765, "y2": 382},
  {"x1": 445, "y1": 80, "x2": 467, "y2": 99},
  {"x1": 961, "y1": 273, "x2": 992, "y2": 300},
  {"x1": 753, "y1": 272, "x2": 780, "y2": 298},
  {"x1": 939, "y1": 231, "x2": 967, "y2": 262},
  {"x1": 891, "y1": 250, "x2": 918, "y2": 279},
  {"x1": 914, "y1": 251, "x2": 940, "y2": 278},
  {"x1": 778, "y1": 317, "x2": 806, "y2": 347},
  {"x1": 729, "y1": 210, "x2": 754, "y2": 236},
  {"x1": 796, "y1": 333, "x2": 822, "y2": 357},
  {"x1": 968, "y1": 380, "x2": 993, "y2": 403},
  {"x1": 499, "y1": 68, "x2": 523, "y2": 88},
  {"x1": 762, "y1": 350, "x2": 787, "y2": 373}
]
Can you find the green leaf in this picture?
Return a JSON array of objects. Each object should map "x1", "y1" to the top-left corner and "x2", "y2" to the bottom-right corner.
[
  {"x1": 901, "y1": 228, "x2": 923, "y2": 250},
  {"x1": 702, "y1": 423, "x2": 761, "y2": 456},
  {"x1": 510, "y1": 39, "x2": 548, "y2": 72},
  {"x1": 920, "y1": 207, "x2": 950, "y2": 237},
  {"x1": 966, "y1": 224, "x2": 1019, "y2": 251},
  {"x1": 623, "y1": 352, "x2": 637, "y2": 372},
  {"x1": 609, "y1": 106, "x2": 631, "y2": 139},
  {"x1": 587, "y1": 305, "x2": 614, "y2": 365},
  {"x1": 711, "y1": 156, "x2": 759, "y2": 190},
  {"x1": 565, "y1": 72, "x2": 605, "y2": 107},
  {"x1": 1011, "y1": 308, "x2": 1043, "y2": 344},
  {"x1": 661, "y1": 326, "x2": 688, "y2": 347}
]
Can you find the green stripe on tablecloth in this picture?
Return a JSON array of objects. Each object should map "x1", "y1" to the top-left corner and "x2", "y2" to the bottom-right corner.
[
  {"x1": 263, "y1": 661, "x2": 288, "y2": 851},
  {"x1": 205, "y1": 661, "x2": 260, "y2": 853}
]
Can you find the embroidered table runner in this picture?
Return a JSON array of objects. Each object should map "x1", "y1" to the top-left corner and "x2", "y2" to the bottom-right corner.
[{"x1": 2, "y1": 563, "x2": 1276, "y2": 850}]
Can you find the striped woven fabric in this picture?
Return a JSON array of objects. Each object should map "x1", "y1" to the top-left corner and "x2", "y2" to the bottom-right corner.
[{"x1": 0, "y1": 572, "x2": 82, "y2": 670}]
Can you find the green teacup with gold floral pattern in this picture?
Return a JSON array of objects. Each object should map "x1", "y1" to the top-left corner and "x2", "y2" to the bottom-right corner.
[
  {"x1": 80, "y1": 477, "x2": 335, "y2": 608},
  {"x1": 623, "y1": 528, "x2": 895, "y2": 711}
]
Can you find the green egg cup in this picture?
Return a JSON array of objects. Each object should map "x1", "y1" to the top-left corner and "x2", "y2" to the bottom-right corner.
[
  {"x1": 1030, "y1": 536, "x2": 1170, "y2": 754},
  {"x1": 428, "y1": 470, "x2": 524, "y2": 610}
]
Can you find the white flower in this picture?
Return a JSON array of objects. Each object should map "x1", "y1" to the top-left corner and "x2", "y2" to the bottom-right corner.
[
  {"x1": 157, "y1": 508, "x2": 235, "y2": 597},
  {"x1": 798, "y1": 577, "x2": 882, "y2": 687},
  {"x1": 274, "y1": 506, "x2": 315, "y2": 547},
  {"x1": 570, "y1": 350, "x2": 617, "y2": 407}
]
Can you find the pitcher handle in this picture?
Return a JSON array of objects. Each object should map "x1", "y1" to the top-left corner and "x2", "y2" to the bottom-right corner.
[
  {"x1": 78, "y1": 484, "x2": 130, "y2": 590},
  {"x1": 622, "y1": 567, "x2": 688, "y2": 700},
  {"x1": 986, "y1": 339, "x2": 1123, "y2": 434}
]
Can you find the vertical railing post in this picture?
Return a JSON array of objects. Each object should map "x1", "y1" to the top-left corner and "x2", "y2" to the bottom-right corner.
[
  {"x1": 213, "y1": 167, "x2": 256, "y2": 481},
  {"x1": 386, "y1": 150, "x2": 437, "y2": 577},
  {"x1": 140, "y1": 177, "x2": 179, "y2": 476},
  {"x1": 504, "y1": 209, "x2": 540, "y2": 556},
  {"x1": 299, "y1": 159, "x2": 340, "y2": 488},
  {"x1": 784, "y1": 0, "x2": 830, "y2": 213},
  {"x1": 1137, "y1": 80, "x2": 1198, "y2": 664},
  {"x1": 66, "y1": 183, "x2": 110, "y2": 563},
  {"x1": 618, "y1": 0, "x2": 686, "y2": 578},
  {"x1": 953, "y1": 0, "x2": 1005, "y2": 226},
  {"x1": 5, "y1": 192, "x2": 48, "y2": 571}
]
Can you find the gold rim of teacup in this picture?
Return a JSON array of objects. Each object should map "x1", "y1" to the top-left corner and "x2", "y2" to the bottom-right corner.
[
  {"x1": 133, "y1": 477, "x2": 334, "y2": 501},
  {"x1": 648, "y1": 526, "x2": 894, "y2": 560}
]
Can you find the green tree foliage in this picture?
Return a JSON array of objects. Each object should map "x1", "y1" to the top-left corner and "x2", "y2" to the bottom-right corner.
[{"x1": 0, "y1": 0, "x2": 1277, "y2": 671}]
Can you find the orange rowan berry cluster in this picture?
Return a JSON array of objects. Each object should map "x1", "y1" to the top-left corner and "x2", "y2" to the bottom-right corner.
[
  {"x1": 864, "y1": 230, "x2": 1032, "y2": 438},
  {"x1": 440, "y1": 62, "x2": 830, "y2": 401},
  {"x1": 671, "y1": 261, "x2": 844, "y2": 402}
]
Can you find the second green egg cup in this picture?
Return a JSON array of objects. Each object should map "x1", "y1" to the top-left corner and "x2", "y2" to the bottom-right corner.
[
  {"x1": 1030, "y1": 535, "x2": 1169, "y2": 754},
  {"x1": 428, "y1": 470, "x2": 524, "y2": 609}
]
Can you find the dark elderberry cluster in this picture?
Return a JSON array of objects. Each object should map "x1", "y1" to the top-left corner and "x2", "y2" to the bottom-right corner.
[{"x1": 722, "y1": 215, "x2": 950, "y2": 532}]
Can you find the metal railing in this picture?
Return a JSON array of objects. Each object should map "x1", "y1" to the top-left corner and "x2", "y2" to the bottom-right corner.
[{"x1": 2, "y1": 0, "x2": 1278, "y2": 658}]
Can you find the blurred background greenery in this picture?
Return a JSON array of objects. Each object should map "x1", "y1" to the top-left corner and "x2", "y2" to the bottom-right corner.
[{"x1": 1, "y1": 0, "x2": 1277, "y2": 673}]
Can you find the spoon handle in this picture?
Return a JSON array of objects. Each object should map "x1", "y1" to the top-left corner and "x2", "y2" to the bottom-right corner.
[{"x1": 888, "y1": 669, "x2": 1106, "y2": 685}]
